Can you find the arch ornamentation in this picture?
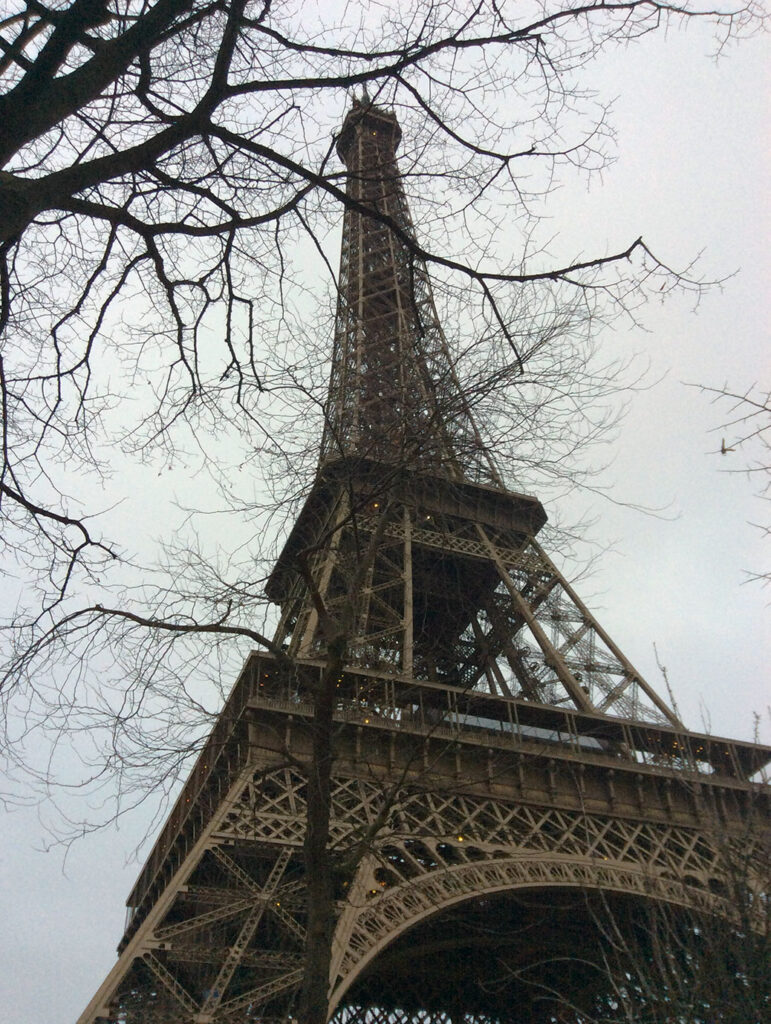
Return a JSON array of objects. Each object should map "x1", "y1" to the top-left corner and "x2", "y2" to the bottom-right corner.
[{"x1": 330, "y1": 852, "x2": 727, "y2": 1014}]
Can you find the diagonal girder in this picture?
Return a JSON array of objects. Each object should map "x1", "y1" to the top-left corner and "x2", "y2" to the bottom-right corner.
[
  {"x1": 218, "y1": 967, "x2": 304, "y2": 1019},
  {"x1": 154, "y1": 897, "x2": 253, "y2": 941},
  {"x1": 142, "y1": 952, "x2": 200, "y2": 1015},
  {"x1": 198, "y1": 849, "x2": 293, "y2": 1016}
]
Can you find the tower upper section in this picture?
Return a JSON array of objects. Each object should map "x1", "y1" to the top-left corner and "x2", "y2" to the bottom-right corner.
[
  {"x1": 336, "y1": 98, "x2": 402, "y2": 166},
  {"x1": 320, "y1": 98, "x2": 495, "y2": 485}
]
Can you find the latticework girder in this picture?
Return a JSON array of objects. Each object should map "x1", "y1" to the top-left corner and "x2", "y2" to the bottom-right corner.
[
  {"x1": 79, "y1": 739, "x2": 768, "y2": 1023},
  {"x1": 271, "y1": 477, "x2": 679, "y2": 726}
]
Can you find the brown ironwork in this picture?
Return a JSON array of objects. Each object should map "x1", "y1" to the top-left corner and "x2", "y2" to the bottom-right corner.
[{"x1": 79, "y1": 98, "x2": 770, "y2": 1024}]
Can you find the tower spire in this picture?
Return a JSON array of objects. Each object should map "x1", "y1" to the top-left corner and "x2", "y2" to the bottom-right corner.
[{"x1": 322, "y1": 98, "x2": 493, "y2": 482}]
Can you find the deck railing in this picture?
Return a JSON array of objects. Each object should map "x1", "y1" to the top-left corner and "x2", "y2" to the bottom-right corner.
[{"x1": 121, "y1": 651, "x2": 770, "y2": 942}]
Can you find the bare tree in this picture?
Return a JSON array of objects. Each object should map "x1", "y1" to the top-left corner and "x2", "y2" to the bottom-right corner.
[
  {"x1": 689, "y1": 382, "x2": 771, "y2": 584},
  {"x1": 1, "y1": 3, "x2": 766, "y2": 1022},
  {"x1": 1, "y1": 0, "x2": 755, "y2": 610},
  {"x1": 569, "y1": 828, "x2": 770, "y2": 1022},
  {"x1": 2, "y1": 0, "x2": 755, "y2": 803}
]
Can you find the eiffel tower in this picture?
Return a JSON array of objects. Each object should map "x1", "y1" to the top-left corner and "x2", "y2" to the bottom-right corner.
[{"x1": 79, "y1": 98, "x2": 770, "y2": 1024}]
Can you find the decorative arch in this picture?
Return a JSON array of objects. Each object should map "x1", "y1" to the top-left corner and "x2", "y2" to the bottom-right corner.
[{"x1": 329, "y1": 852, "x2": 727, "y2": 1015}]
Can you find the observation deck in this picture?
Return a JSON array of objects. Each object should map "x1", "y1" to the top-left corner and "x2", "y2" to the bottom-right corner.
[{"x1": 118, "y1": 651, "x2": 771, "y2": 952}]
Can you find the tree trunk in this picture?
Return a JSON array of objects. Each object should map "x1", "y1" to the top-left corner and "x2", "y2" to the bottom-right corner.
[{"x1": 298, "y1": 654, "x2": 341, "y2": 1024}]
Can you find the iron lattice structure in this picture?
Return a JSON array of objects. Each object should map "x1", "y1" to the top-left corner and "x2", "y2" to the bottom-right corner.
[{"x1": 79, "y1": 99, "x2": 771, "y2": 1024}]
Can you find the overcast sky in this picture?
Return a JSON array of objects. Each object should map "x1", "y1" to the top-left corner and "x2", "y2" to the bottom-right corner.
[{"x1": 1, "y1": 22, "x2": 769, "y2": 1024}]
